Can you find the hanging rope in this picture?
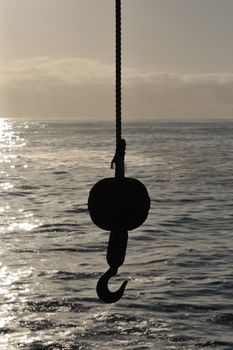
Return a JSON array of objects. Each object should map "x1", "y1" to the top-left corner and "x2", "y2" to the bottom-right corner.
[
  {"x1": 111, "y1": 0, "x2": 126, "y2": 178},
  {"x1": 115, "y1": 0, "x2": 121, "y2": 144}
]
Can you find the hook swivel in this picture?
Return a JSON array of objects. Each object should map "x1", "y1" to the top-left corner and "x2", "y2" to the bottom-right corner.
[{"x1": 96, "y1": 266, "x2": 128, "y2": 304}]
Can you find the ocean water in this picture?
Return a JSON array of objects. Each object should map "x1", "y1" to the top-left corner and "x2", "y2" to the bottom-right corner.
[{"x1": 0, "y1": 118, "x2": 233, "y2": 350}]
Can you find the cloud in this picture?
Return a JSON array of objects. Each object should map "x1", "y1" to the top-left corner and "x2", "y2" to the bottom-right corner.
[
  {"x1": 0, "y1": 57, "x2": 115, "y2": 118},
  {"x1": 0, "y1": 56, "x2": 114, "y2": 84},
  {"x1": 0, "y1": 57, "x2": 233, "y2": 119},
  {"x1": 124, "y1": 71, "x2": 233, "y2": 119}
]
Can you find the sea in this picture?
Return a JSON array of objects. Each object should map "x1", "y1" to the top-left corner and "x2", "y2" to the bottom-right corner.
[{"x1": 0, "y1": 118, "x2": 233, "y2": 350}]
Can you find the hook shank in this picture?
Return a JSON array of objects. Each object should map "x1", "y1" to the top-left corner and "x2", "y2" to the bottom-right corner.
[{"x1": 107, "y1": 229, "x2": 128, "y2": 269}]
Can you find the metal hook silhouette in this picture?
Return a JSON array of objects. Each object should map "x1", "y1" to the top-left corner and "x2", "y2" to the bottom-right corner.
[{"x1": 96, "y1": 266, "x2": 128, "y2": 303}]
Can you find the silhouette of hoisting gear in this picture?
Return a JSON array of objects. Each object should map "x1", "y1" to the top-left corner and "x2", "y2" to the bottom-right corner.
[{"x1": 88, "y1": 0, "x2": 150, "y2": 303}]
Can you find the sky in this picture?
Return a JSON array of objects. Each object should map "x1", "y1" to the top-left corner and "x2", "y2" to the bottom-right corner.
[{"x1": 0, "y1": 0, "x2": 233, "y2": 120}]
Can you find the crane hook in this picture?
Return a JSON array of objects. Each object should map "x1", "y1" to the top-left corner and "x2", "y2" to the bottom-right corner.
[{"x1": 96, "y1": 266, "x2": 128, "y2": 303}]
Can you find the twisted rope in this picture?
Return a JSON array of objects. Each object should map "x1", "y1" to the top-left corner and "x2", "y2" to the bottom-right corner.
[
  {"x1": 115, "y1": 0, "x2": 121, "y2": 145},
  {"x1": 112, "y1": 0, "x2": 126, "y2": 178}
]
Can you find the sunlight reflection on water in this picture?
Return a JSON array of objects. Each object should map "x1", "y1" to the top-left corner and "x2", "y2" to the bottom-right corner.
[
  {"x1": 0, "y1": 119, "x2": 41, "y2": 237},
  {"x1": 0, "y1": 118, "x2": 17, "y2": 148},
  {"x1": 0, "y1": 119, "x2": 40, "y2": 348},
  {"x1": 0, "y1": 262, "x2": 33, "y2": 349}
]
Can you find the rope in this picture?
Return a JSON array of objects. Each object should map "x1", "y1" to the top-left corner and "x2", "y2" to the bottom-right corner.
[
  {"x1": 111, "y1": 0, "x2": 126, "y2": 178},
  {"x1": 115, "y1": 0, "x2": 121, "y2": 145}
]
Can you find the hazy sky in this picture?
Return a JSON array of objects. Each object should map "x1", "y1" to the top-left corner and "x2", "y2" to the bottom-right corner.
[{"x1": 0, "y1": 0, "x2": 233, "y2": 120}]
